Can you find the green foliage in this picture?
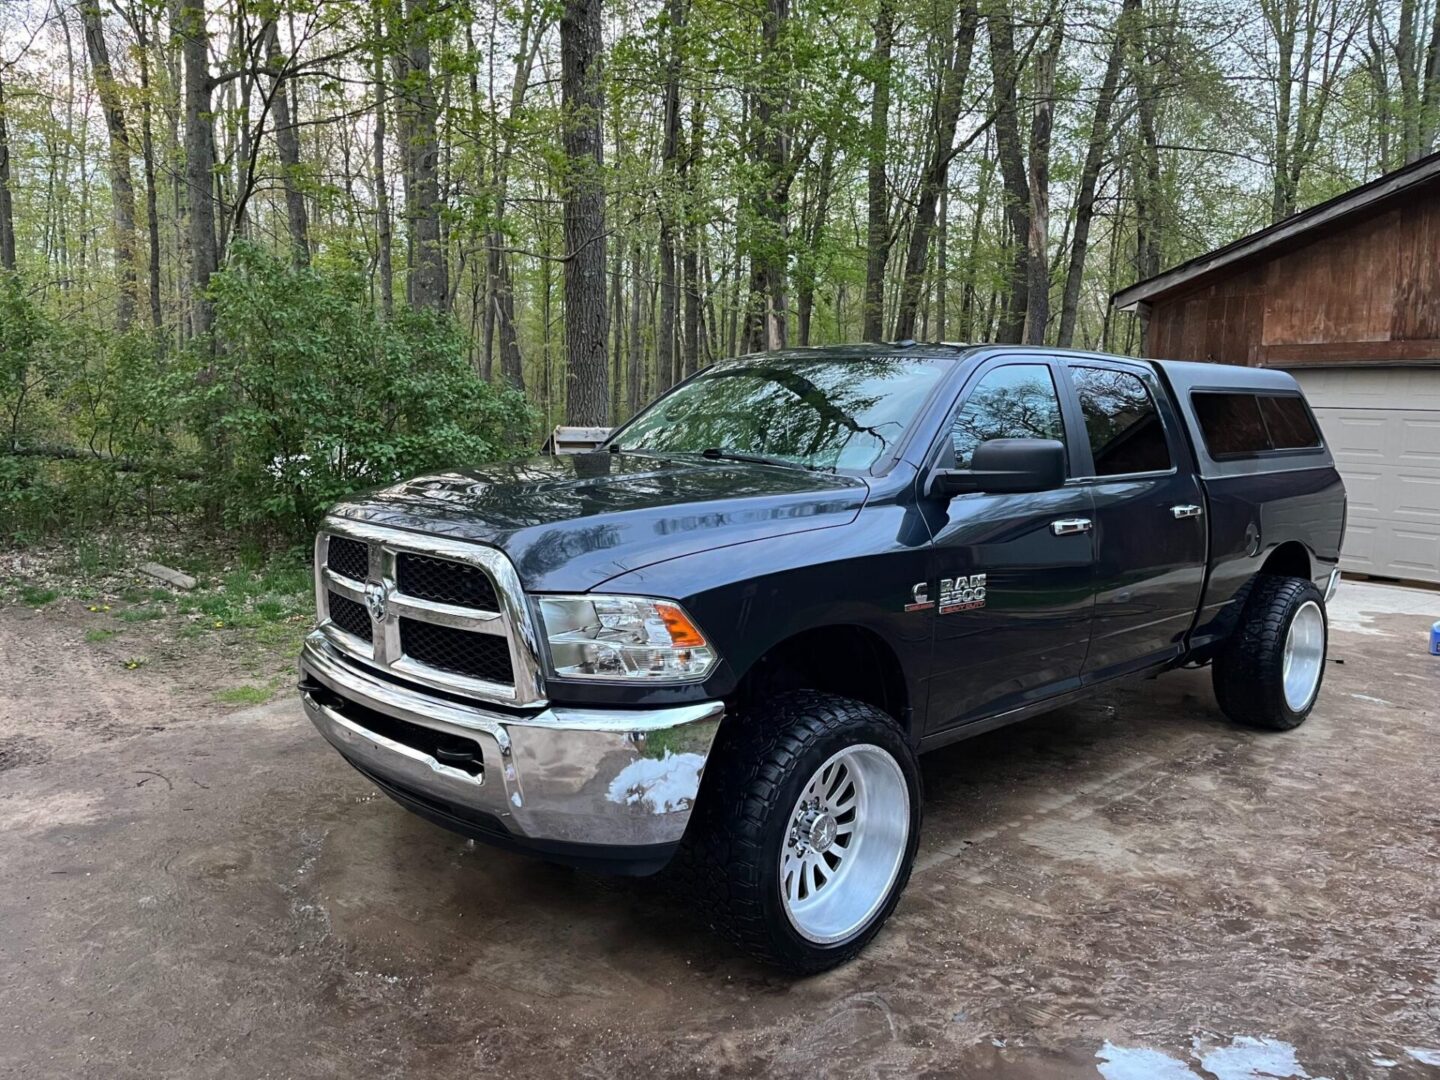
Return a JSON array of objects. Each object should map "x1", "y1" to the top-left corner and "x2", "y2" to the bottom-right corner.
[
  {"x1": 191, "y1": 243, "x2": 535, "y2": 541},
  {"x1": 1, "y1": 248, "x2": 536, "y2": 548},
  {"x1": 19, "y1": 584, "x2": 59, "y2": 606}
]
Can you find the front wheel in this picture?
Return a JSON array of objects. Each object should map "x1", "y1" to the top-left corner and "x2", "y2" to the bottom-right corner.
[
  {"x1": 679, "y1": 691, "x2": 921, "y2": 973},
  {"x1": 1213, "y1": 575, "x2": 1328, "y2": 731}
]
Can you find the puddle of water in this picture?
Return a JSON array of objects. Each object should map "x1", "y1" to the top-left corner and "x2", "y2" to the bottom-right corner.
[
  {"x1": 1197, "y1": 1035, "x2": 1309, "y2": 1080},
  {"x1": 1096, "y1": 1042, "x2": 1201, "y2": 1080}
]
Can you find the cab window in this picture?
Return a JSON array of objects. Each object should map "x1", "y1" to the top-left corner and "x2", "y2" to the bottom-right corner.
[
  {"x1": 950, "y1": 364, "x2": 1066, "y2": 469},
  {"x1": 1071, "y1": 366, "x2": 1172, "y2": 476}
]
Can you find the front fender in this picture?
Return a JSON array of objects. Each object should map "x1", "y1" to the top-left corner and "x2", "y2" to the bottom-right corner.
[{"x1": 537, "y1": 504, "x2": 934, "y2": 715}]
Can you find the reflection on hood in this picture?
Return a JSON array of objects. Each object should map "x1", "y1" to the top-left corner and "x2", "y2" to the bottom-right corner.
[{"x1": 329, "y1": 452, "x2": 868, "y2": 591}]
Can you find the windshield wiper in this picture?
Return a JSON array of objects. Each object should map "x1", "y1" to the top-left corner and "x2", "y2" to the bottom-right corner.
[{"x1": 699, "y1": 447, "x2": 832, "y2": 472}]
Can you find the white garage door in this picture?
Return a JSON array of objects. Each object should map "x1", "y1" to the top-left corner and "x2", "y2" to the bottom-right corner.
[{"x1": 1291, "y1": 366, "x2": 1440, "y2": 584}]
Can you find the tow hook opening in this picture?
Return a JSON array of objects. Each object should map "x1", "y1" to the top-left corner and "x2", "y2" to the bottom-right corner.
[{"x1": 300, "y1": 676, "x2": 485, "y2": 777}]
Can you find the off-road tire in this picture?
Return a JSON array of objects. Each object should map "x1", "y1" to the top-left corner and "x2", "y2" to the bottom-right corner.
[
  {"x1": 673, "y1": 691, "x2": 921, "y2": 973},
  {"x1": 1213, "y1": 575, "x2": 1328, "y2": 731}
]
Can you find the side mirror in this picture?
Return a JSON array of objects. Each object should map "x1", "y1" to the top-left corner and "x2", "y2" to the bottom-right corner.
[{"x1": 929, "y1": 438, "x2": 1067, "y2": 498}]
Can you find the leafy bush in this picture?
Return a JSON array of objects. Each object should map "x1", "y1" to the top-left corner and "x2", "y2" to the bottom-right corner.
[
  {"x1": 193, "y1": 243, "x2": 534, "y2": 540},
  {"x1": 1, "y1": 247, "x2": 535, "y2": 547}
]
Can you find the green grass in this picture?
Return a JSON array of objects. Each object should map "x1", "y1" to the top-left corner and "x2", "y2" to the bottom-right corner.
[
  {"x1": 61, "y1": 535, "x2": 133, "y2": 580},
  {"x1": 84, "y1": 627, "x2": 119, "y2": 643},
  {"x1": 214, "y1": 684, "x2": 272, "y2": 706},
  {"x1": 117, "y1": 605, "x2": 165, "y2": 622},
  {"x1": 19, "y1": 585, "x2": 59, "y2": 606}
]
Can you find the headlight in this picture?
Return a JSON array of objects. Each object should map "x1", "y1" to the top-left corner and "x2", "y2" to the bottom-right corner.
[{"x1": 536, "y1": 595, "x2": 717, "y2": 681}]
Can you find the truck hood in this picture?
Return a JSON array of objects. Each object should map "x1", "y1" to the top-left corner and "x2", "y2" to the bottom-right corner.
[{"x1": 327, "y1": 452, "x2": 868, "y2": 591}]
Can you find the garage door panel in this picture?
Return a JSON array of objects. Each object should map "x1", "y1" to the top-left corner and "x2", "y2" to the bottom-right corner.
[
  {"x1": 1320, "y1": 413, "x2": 1388, "y2": 459},
  {"x1": 1293, "y1": 367, "x2": 1440, "y2": 584},
  {"x1": 1296, "y1": 367, "x2": 1440, "y2": 410},
  {"x1": 1398, "y1": 417, "x2": 1440, "y2": 463},
  {"x1": 1385, "y1": 528, "x2": 1440, "y2": 577},
  {"x1": 1396, "y1": 474, "x2": 1440, "y2": 523}
]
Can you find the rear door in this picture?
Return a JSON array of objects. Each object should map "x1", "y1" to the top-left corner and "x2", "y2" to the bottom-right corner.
[
  {"x1": 921, "y1": 357, "x2": 1096, "y2": 733},
  {"x1": 1057, "y1": 359, "x2": 1207, "y2": 678}
]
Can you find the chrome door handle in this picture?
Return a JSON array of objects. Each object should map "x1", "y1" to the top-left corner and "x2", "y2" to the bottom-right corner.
[
  {"x1": 1171, "y1": 504, "x2": 1203, "y2": 519},
  {"x1": 1051, "y1": 518, "x2": 1093, "y2": 536}
]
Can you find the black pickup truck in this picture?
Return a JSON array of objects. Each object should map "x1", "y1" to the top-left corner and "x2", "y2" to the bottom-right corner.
[{"x1": 300, "y1": 344, "x2": 1345, "y2": 971}]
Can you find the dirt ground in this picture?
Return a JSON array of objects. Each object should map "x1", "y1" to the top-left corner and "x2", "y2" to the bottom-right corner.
[{"x1": 2, "y1": 580, "x2": 1438, "y2": 1079}]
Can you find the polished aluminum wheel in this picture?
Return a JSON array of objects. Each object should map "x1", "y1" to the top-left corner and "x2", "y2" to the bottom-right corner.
[
  {"x1": 1282, "y1": 600, "x2": 1326, "y2": 712},
  {"x1": 780, "y1": 744, "x2": 910, "y2": 945}
]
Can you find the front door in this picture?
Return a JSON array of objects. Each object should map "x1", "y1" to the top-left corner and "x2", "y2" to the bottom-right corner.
[
  {"x1": 1059, "y1": 360, "x2": 1207, "y2": 678},
  {"x1": 922, "y1": 359, "x2": 1097, "y2": 734}
]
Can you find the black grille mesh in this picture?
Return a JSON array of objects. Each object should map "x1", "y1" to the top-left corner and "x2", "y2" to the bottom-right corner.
[
  {"x1": 397, "y1": 552, "x2": 500, "y2": 611},
  {"x1": 401, "y1": 619, "x2": 513, "y2": 684},
  {"x1": 327, "y1": 536, "x2": 369, "y2": 582},
  {"x1": 328, "y1": 590, "x2": 373, "y2": 642}
]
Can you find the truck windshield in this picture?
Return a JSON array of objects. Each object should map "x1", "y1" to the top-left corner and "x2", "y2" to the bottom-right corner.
[{"x1": 610, "y1": 356, "x2": 951, "y2": 472}]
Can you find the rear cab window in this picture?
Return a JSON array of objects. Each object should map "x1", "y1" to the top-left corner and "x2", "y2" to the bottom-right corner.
[
  {"x1": 1071, "y1": 366, "x2": 1173, "y2": 476},
  {"x1": 1192, "y1": 391, "x2": 1322, "y2": 458}
]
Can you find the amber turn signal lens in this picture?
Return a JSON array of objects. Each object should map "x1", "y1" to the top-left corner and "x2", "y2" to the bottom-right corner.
[{"x1": 657, "y1": 602, "x2": 707, "y2": 647}]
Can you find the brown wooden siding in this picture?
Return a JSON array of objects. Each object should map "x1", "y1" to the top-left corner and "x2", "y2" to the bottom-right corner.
[{"x1": 1144, "y1": 181, "x2": 1440, "y2": 367}]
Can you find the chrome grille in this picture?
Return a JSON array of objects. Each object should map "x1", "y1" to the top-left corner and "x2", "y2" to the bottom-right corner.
[{"x1": 314, "y1": 521, "x2": 546, "y2": 707}]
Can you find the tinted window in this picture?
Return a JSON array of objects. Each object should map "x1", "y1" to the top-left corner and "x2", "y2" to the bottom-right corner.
[
  {"x1": 1071, "y1": 367, "x2": 1172, "y2": 476},
  {"x1": 1192, "y1": 391, "x2": 1323, "y2": 457},
  {"x1": 1193, "y1": 392, "x2": 1271, "y2": 457},
  {"x1": 613, "y1": 356, "x2": 952, "y2": 472},
  {"x1": 1259, "y1": 394, "x2": 1322, "y2": 449},
  {"x1": 950, "y1": 364, "x2": 1065, "y2": 469}
]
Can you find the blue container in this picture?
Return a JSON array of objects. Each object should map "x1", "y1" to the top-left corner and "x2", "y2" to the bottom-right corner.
[{"x1": 1432, "y1": 620, "x2": 1440, "y2": 656}]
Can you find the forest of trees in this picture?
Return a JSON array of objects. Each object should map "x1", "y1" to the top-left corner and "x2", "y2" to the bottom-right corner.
[{"x1": 1, "y1": 0, "x2": 1438, "y2": 543}]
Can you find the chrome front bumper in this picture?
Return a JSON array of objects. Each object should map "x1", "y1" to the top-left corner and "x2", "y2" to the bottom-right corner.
[{"x1": 299, "y1": 633, "x2": 722, "y2": 863}]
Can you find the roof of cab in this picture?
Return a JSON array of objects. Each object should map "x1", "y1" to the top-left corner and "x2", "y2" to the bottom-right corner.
[{"x1": 1148, "y1": 357, "x2": 1303, "y2": 395}]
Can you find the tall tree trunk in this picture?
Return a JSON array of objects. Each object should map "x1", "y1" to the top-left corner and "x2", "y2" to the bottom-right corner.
[
  {"x1": 82, "y1": 0, "x2": 140, "y2": 329},
  {"x1": 1130, "y1": 10, "x2": 1163, "y2": 285},
  {"x1": 988, "y1": 3, "x2": 1030, "y2": 344},
  {"x1": 892, "y1": 0, "x2": 979, "y2": 341},
  {"x1": 485, "y1": 0, "x2": 544, "y2": 388},
  {"x1": 682, "y1": 92, "x2": 702, "y2": 378},
  {"x1": 934, "y1": 184, "x2": 947, "y2": 340},
  {"x1": 797, "y1": 136, "x2": 835, "y2": 346},
  {"x1": 264, "y1": 23, "x2": 310, "y2": 267},
  {"x1": 611, "y1": 225, "x2": 624, "y2": 416},
  {"x1": 395, "y1": 0, "x2": 447, "y2": 311},
  {"x1": 1022, "y1": 21, "x2": 1063, "y2": 346},
  {"x1": 1424, "y1": 2, "x2": 1440, "y2": 154},
  {"x1": 862, "y1": 0, "x2": 895, "y2": 342},
  {"x1": 132, "y1": 10, "x2": 163, "y2": 330},
  {"x1": 745, "y1": 0, "x2": 791, "y2": 352},
  {"x1": 628, "y1": 240, "x2": 643, "y2": 415},
  {"x1": 1057, "y1": 0, "x2": 1134, "y2": 348},
  {"x1": 561, "y1": 0, "x2": 609, "y2": 424},
  {"x1": 0, "y1": 73, "x2": 17, "y2": 273},
  {"x1": 657, "y1": 0, "x2": 684, "y2": 388},
  {"x1": 372, "y1": 0, "x2": 394, "y2": 316},
  {"x1": 180, "y1": 0, "x2": 217, "y2": 342}
]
